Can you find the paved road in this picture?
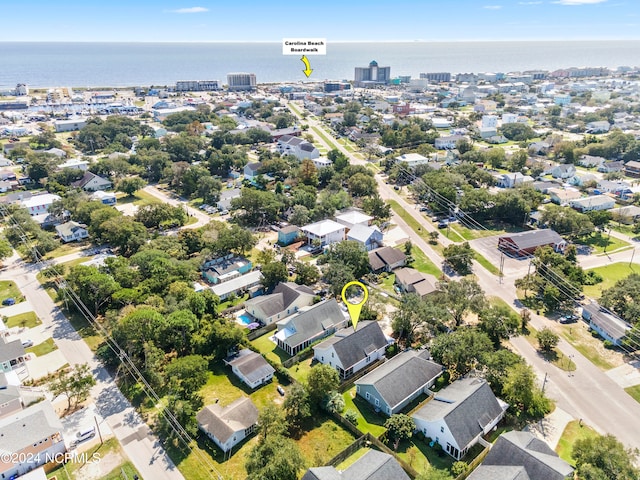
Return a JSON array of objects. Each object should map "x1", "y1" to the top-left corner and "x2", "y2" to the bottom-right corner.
[
  {"x1": 291, "y1": 101, "x2": 640, "y2": 451},
  {"x1": 0, "y1": 253, "x2": 185, "y2": 480}
]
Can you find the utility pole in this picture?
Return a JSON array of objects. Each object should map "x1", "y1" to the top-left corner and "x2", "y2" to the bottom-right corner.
[
  {"x1": 542, "y1": 372, "x2": 548, "y2": 393},
  {"x1": 630, "y1": 248, "x2": 636, "y2": 267},
  {"x1": 499, "y1": 253, "x2": 505, "y2": 284},
  {"x1": 94, "y1": 415, "x2": 103, "y2": 445}
]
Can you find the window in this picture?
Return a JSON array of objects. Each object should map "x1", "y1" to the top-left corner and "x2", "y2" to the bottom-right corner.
[
  {"x1": 365, "y1": 392, "x2": 370, "y2": 400},
  {"x1": 375, "y1": 398, "x2": 380, "y2": 407},
  {"x1": 441, "y1": 426, "x2": 444, "y2": 433}
]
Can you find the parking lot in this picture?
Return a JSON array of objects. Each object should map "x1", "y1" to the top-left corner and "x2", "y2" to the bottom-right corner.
[{"x1": 470, "y1": 235, "x2": 530, "y2": 277}]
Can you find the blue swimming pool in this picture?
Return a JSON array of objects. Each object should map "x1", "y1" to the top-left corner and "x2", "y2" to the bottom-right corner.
[{"x1": 238, "y1": 314, "x2": 252, "y2": 325}]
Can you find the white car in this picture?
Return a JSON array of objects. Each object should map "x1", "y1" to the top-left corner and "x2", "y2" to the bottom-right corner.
[{"x1": 21, "y1": 339, "x2": 34, "y2": 348}]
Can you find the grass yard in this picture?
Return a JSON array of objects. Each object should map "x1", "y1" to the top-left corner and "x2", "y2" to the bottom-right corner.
[
  {"x1": 0, "y1": 280, "x2": 24, "y2": 304},
  {"x1": 583, "y1": 262, "x2": 638, "y2": 299},
  {"x1": 43, "y1": 241, "x2": 90, "y2": 260},
  {"x1": 410, "y1": 248, "x2": 441, "y2": 277},
  {"x1": 557, "y1": 322, "x2": 620, "y2": 371},
  {"x1": 397, "y1": 437, "x2": 454, "y2": 472},
  {"x1": 380, "y1": 273, "x2": 397, "y2": 295},
  {"x1": 577, "y1": 232, "x2": 630, "y2": 255},
  {"x1": 115, "y1": 189, "x2": 159, "y2": 206},
  {"x1": 474, "y1": 252, "x2": 501, "y2": 276},
  {"x1": 4, "y1": 311, "x2": 41, "y2": 328},
  {"x1": 342, "y1": 387, "x2": 387, "y2": 437},
  {"x1": 555, "y1": 420, "x2": 599, "y2": 465},
  {"x1": 625, "y1": 384, "x2": 640, "y2": 404},
  {"x1": 311, "y1": 126, "x2": 339, "y2": 149},
  {"x1": 26, "y1": 337, "x2": 58, "y2": 357},
  {"x1": 287, "y1": 356, "x2": 315, "y2": 384},
  {"x1": 297, "y1": 416, "x2": 358, "y2": 467},
  {"x1": 251, "y1": 333, "x2": 289, "y2": 365}
]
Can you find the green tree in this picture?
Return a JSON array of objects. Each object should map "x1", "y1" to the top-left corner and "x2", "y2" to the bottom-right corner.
[
  {"x1": 430, "y1": 329, "x2": 493, "y2": 379},
  {"x1": 416, "y1": 469, "x2": 453, "y2": 480},
  {"x1": 347, "y1": 172, "x2": 377, "y2": 197},
  {"x1": 294, "y1": 261, "x2": 320, "y2": 286},
  {"x1": 437, "y1": 278, "x2": 486, "y2": 327},
  {"x1": 536, "y1": 327, "x2": 559, "y2": 352},
  {"x1": 392, "y1": 293, "x2": 447, "y2": 347},
  {"x1": 299, "y1": 158, "x2": 319, "y2": 187},
  {"x1": 0, "y1": 237, "x2": 13, "y2": 262},
  {"x1": 261, "y1": 261, "x2": 288, "y2": 292},
  {"x1": 256, "y1": 404, "x2": 288, "y2": 441},
  {"x1": 480, "y1": 349, "x2": 524, "y2": 394},
  {"x1": 442, "y1": 242, "x2": 474, "y2": 275},
  {"x1": 502, "y1": 363, "x2": 552, "y2": 418},
  {"x1": 47, "y1": 363, "x2": 96, "y2": 411},
  {"x1": 384, "y1": 414, "x2": 415, "y2": 446},
  {"x1": 307, "y1": 364, "x2": 340, "y2": 405},
  {"x1": 245, "y1": 434, "x2": 305, "y2": 480},
  {"x1": 320, "y1": 390, "x2": 345, "y2": 414},
  {"x1": 116, "y1": 176, "x2": 146, "y2": 196},
  {"x1": 65, "y1": 265, "x2": 119, "y2": 316},
  {"x1": 478, "y1": 304, "x2": 520, "y2": 348},
  {"x1": 573, "y1": 433, "x2": 640, "y2": 480},
  {"x1": 321, "y1": 240, "x2": 370, "y2": 278},
  {"x1": 283, "y1": 383, "x2": 311, "y2": 432},
  {"x1": 100, "y1": 216, "x2": 148, "y2": 256},
  {"x1": 164, "y1": 355, "x2": 209, "y2": 399}
]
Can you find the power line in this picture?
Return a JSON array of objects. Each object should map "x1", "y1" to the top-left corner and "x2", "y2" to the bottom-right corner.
[{"x1": 0, "y1": 204, "x2": 223, "y2": 480}]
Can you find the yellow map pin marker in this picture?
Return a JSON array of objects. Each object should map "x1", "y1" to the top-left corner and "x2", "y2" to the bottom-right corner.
[{"x1": 341, "y1": 281, "x2": 368, "y2": 331}]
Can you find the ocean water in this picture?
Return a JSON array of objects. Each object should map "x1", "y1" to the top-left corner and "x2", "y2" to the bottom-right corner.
[{"x1": 1, "y1": 41, "x2": 640, "y2": 89}]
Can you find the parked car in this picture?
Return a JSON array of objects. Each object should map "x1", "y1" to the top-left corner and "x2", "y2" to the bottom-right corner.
[
  {"x1": 2, "y1": 298, "x2": 15, "y2": 306},
  {"x1": 277, "y1": 386, "x2": 285, "y2": 396},
  {"x1": 21, "y1": 339, "x2": 34, "y2": 348},
  {"x1": 437, "y1": 220, "x2": 449, "y2": 229},
  {"x1": 559, "y1": 315, "x2": 578, "y2": 324}
]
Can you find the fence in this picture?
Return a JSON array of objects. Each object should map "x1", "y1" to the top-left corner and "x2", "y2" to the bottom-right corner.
[
  {"x1": 282, "y1": 348, "x2": 314, "y2": 368},
  {"x1": 246, "y1": 322, "x2": 276, "y2": 341},
  {"x1": 455, "y1": 444, "x2": 491, "y2": 480}
]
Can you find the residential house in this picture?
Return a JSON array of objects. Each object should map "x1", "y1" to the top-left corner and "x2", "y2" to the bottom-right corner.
[
  {"x1": 568, "y1": 173, "x2": 597, "y2": 187},
  {"x1": 58, "y1": 158, "x2": 89, "y2": 171},
  {"x1": 435, "y1": 135, "x2": 466, "y2": 150},
  {"x1": 394, "y1": 152, "x2": 429, "y2": 168},
  {"x1": 598, "y1": 161, "x2": 624, "y2": 173},
  {"x1": 569, "y1": 195, "x2": 615, "y2": 212},
  {"x1": 532, "y1": 181, "x2": 560, "y2": 194},
  {"x1": 0, "y1": 401, "x2": 66, "y2": 480},
  {"x1": 468, "y1": 430, "x2": 574, "y2": 480},
  {"x1": 300, "y1": 220, "x2": 346, "y2": 247},
  {"x1": 498, "y1": 229, "x2": 565, "y2": 257},
  {"x1": 581, "y1": 303, "x2": 631, "y2": 346},
  {"x1": 224, "y1": 349, "x2": 275, "y2": 389},
  {"x1": 394, "y1": 268, "x2": 439, "y2": 298},
  {"x1": 196, "y1": 397, "x2": 259, "y2": 453},
  {"x1": 210, "y1": 271, "x2": 263, "y2": 301},
  {"x1": 277, "y1": 225, "x2": 300, "y2": 246},
  {"x1": 578, "y1": 155, "x2": 606, "y2": 168},
  {"x1": 276, "y1": 134, "x2": 319, "y2": 161},
  {"x1": 549, "y1": 164, "x2": 576, "y2": 179},
  {"x1": 585, "y1": 120, "x2": 610, "y2": 133},
  {"x1": 301, "y1": 449, "x2": 410, "y2": 480},
  {"x1": 412, "y1": 378, "x2": 508, "y2": 460},
  {"x1": 55, "y1": 221, "x2": 89, "y2": 243},
  {"x1": 0, "y1": 376, "x2": 23, "y2": 419},
  {"x1": 243, "y1": 162, "x2": 262, "y2": 181},
  {"x1": 275, "y1": 299, "x2": 349, "y2": 356},
  {"x1": 243, "y1": 282, "x2": 315, "y2": 325},
  {"x1": 597, "y1": 180, "x2": 632, "y2": 199},
  {"x1": 20, "y1": 193, "x2": 61, "y2": 216},
  {"x1": 92, "y1": 190, "x2": 116, "y2": 205},
  {"x1": 72, "y1": 171, "x2": 112, "y2": 191},
  {"x1": 313, "y1": 321, "x2": 391, "y2": 379},
  {"x1": 368, "y1": 246, "x2": 407, "y2": 273},
  {"x1": 335, "y1": 210, "x2": 374, "y2": 230},
  {"x1": 612, "y1": 205, "x2": 640, "y2": 224},
  {"x1": 548, "y1": 188, "x2": 582, "y2": 205},
  {"x1": 347, "y1": 224, "x2": 383, "y2": 251},
  {"x1": 53, "y1": 118, "x2": 86, "y2": 132},
  {"x1": 355, "y1": 349, "x2": 443, "y2": 416},
  {"x1": 217, "y1": 188, "x2": 242, "y2": 211},
  {"x1": 624, "y1": 160, "x2": 640, "y2": 178},
  {"x1": 497, "y1": 173, "x2": 534, "y2": 189},
  {"x1": 202, "y1": 255, "x2": 252, "y2": 284},
  {"x1": 0, "y1": 338, "x2": 27, "y2": 373}
]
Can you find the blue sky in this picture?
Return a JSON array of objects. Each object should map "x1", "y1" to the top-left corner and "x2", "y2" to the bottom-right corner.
[{"x1": 2, "y1": 0, "x2": 639, "y2": 42}]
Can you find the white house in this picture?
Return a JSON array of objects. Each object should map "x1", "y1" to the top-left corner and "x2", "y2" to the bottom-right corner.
[
  {"x1": 58, "y1": 159, "x2": 89, "y2": 171},
  {"x1": 0, "y1": 401, "x2": 66, "y2": 480},
  {"x1": 497, "y1": 173, "x2": 534, "y2": 189},
  {"x1": 276, "y1": 134, "x2": 319, "y2": 160},
  {"x1": 53, "y1": 118, "x2": 86, "y2": 132},
  {"x1": 412, "y1": 377, "x2": 508, "y2": 460},
  {"x1": 196, "y1": 397, "x2": 259, "y2": 453},
  {"x1": 313, "y1": 321, "x2": 391, "y2": 379},
  {"x1": 92, "y1": 190, "x2": 116, "y2": 205},
  {"x1": 21, "y1": 193, "x2": 61, "y2": 216},
  {"x1": 72, "y1": 171, "x2": 112, "y2": 191},
  {"x1": 501, "y1": 113, "x2": 518, "y2": 124},
  {"x1": 549, "y1": 164, "x2": 576, "y2": 179},
  {"x1": 224, "y1": 349, "x2": 275, "y2": 389},
  {"x1": 481, "y1": 115, "x2": 498, "y2": 128},
  {"x1": 582, "y1": 303, "x2": 631, "y2": 347},
  {"x1": 335, "y1": 210, "x2": 373, "y2": 230},
  {"x1": 394, "y1": 152, "x2": 429, "y2": 168},
  {"x1": 300, "y1": 219, "x2": 346, "y2": 247},
  {"x1": 435, "y1": 135, "x2": 466, "y2": 150},
  {"x1": 346, "y1": 224, "x2": 383, "y2": 251},
  {"x1": 55, "y1": 221, "x2": 89, "y2": 243},
  {"x1": 569, "y1": 195, "x2": 615, "y2": 212},
  {"x1": 585, "y1": 121, "x2": 611, "y2": 134},
  {"x1": 210, "y1": 270, "x2": 263, "y2": 301},
  {"x1": 243, "y1": 282, "x2": 315, "y2": 325}
]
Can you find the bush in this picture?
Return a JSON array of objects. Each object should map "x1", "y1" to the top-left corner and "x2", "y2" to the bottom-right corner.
[
  {"x1": 451, "y1": 461, "x2": 468, "y2": 476},
  {"x1": 344, "y1": 410, "x2": 358, "y2": 425},
  {"x1": 603, "y1": 340, "x2": 614, "y2": 349}
]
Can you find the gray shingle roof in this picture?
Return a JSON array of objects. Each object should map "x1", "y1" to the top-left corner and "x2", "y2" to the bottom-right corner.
[
  {"x1": 413, "y1": 378, "x2": 506, "y2": 449},
  {"x1": 244, "y1": 282, "x2": 313, "y2": 318},
  {"x1": 467, "y1": 465, "x2": 531, "y2": 480},
  {"x1": 482, "y1": 431, "x2": 574, "y2": 480},
  {"x1": 368, "y1": 246, "x2": 406, "y2": 270},
  {"x1": 498, "y1": 229, "x2": 563, "y2": 251},
  {"x1": 0, "y1": 401, "x2": 63, "y2": 452},
  {"x1": 226, "y1": 349, "x2": 275, "y2": 385},
  {"x1": 355, "y1": 349, "x2": 443, "y2": 410},
  {"x1": 0, "y1": 338, "x2": 26, "y2": 363},
  {"x1": 314, "y1": 321, "x2": 388, "y2": 369},
  {"x1": 196, "y1": 397, "x2": 258, "y2": 444},
  {"x1": 301, "y1": 449, "x2": 410, "y2": 480},
  {"x1": 278, "y1": 299, "x2": 346, "y2": 349}
]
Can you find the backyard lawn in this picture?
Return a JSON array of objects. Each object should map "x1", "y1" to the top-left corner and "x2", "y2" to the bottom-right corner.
[
  {"x1": 583, "y1": 262, "x2": 638, "y2": 299},
  {"x1": 251, "y1": 333, "x2": 289, "y2": 365},
  {"x1": 577, "y1": 232, "x2": 630, "y2": 255},
  {"x1": 4, "y1": 311, "x2": 41, "y2": 328},
  {"x1": 297, "y1": 416, "x2": 358, "y2": 467},
  {"x1": 342, "y1": 387, "x2": 387, "y2": 437}
]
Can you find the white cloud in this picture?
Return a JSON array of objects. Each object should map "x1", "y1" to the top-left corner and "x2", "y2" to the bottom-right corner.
[
  {"x1": 553, "y1": 0, "x2": 607, "y2": 5},
  {"x1": 483, "y1": 5, "x2": 503, "y2": 9},
  {"x1": 519, "y1": 1, "x2": 543, "y2": 4},
  {"x1": 167, "y1": 6, "x2": 209, "y2": 13}
]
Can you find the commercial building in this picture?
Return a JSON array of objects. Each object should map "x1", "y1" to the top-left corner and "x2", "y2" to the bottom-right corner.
[
  {"x1": 227, "y1": 73, "x2": 257, "y2": 91},
  {"x1": 420, "y1": 72, "x2": 451, "y2": 83},
  {"x1": 354, "y1": 61, "x2": 390, "y2": 87},
  {"x1": 175, "y1": 80, "x2": 219, "y2": 91}
]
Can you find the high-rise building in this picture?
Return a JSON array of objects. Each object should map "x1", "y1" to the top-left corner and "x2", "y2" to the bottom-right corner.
[
  {"x1": 175, "y1": 80, "x2": 219, "y2": 92},
  {"x1": 419, "y1": 72, "x2": 451, "y2": 83},
  {"x1": 227, "y1": 73, "x2": 257, "y2": 91},
  {"x1": 354, "y1": 61, "x2": 390, "y2": 87}
]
